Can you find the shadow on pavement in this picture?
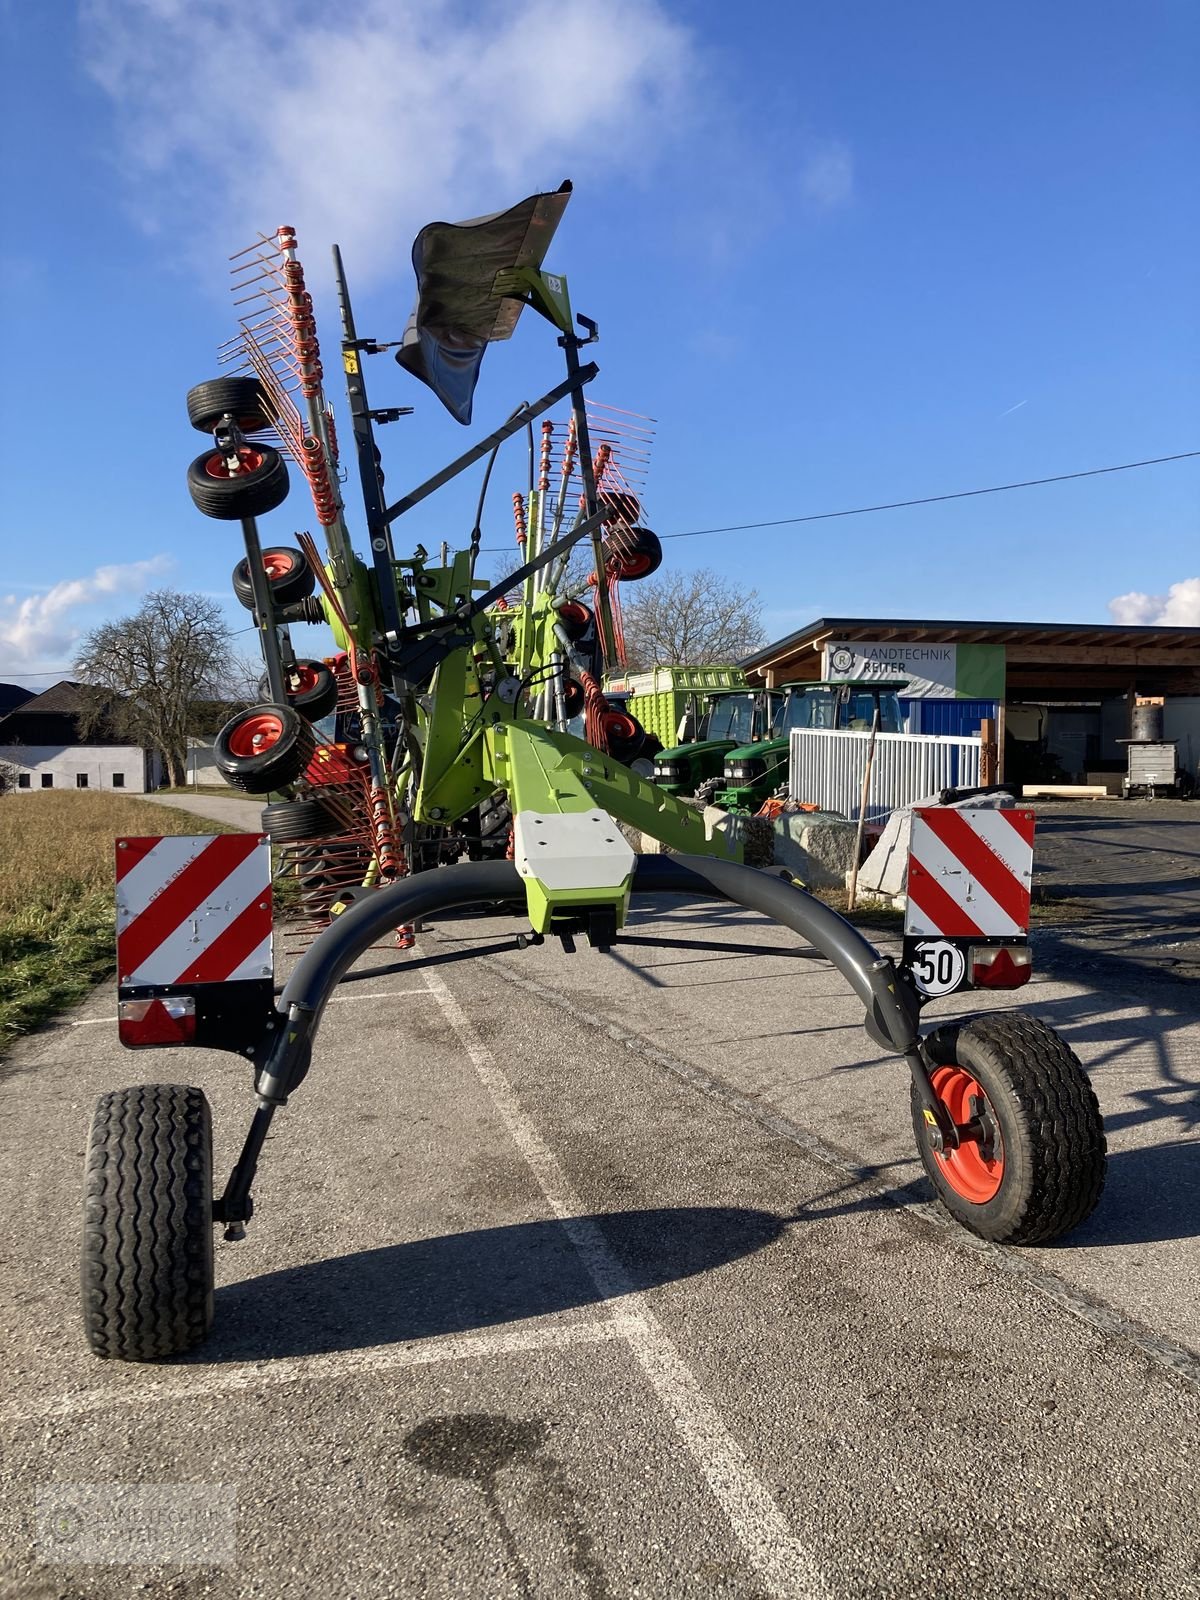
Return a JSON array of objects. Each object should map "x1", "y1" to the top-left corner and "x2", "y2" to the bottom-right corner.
[
  {"x1": 1064, "y1": 1140, "x2": 1200, "y2": 1248},
  {"x1": 195, "y1": 1205, "x2": 786, "y2": 1362}
]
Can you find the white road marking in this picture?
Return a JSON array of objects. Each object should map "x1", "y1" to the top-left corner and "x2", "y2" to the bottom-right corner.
[
  {"x1": 1, "y1": 1318, "x2": 632, "y2": 1426},
  {"x1": 421, "y1": 966, "x2": 829, "y2": 1600}
]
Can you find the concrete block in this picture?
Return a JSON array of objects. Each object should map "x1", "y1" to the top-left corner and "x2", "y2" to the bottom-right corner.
[
  {"x1": 856, "y1": 789, "x2": 1016, "y2": 899},
  {"x1": 772, "y1": 812, "x2": 859, "y2": 889}
]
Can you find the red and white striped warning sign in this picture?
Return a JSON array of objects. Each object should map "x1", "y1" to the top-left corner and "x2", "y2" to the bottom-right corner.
[
  {"x1": 905, "y1": 808, "x2": 1035, "y2": 938},
  {"x1": 116, "y1": 835, "x2": 272, "y2": 987}
]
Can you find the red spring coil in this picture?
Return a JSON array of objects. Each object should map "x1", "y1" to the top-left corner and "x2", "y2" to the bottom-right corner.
[
  {"x1": 369, "y1": 783, "x2": 401, "y2": 881},
  {"x1": 561, "y1": 418, "x2": 578, "y2": 483},
  {"x1": 512, "y1": 492, "x2": 527, "y2": 547},
  {"x1": 539, "y1": 421, "x2": 553, "y2": 495},
  {"x1": 579, "y1": 670, "x2": 612, "y2": 753}
]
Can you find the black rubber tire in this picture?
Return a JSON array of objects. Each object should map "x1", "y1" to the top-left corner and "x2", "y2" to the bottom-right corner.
[
  {"x1": 694, "y1": 775, "x2": 723, "y2": 807},
  {"x1": 214, "y1": 703, "x2": 315, "y2": 793},
  {"x1": 561, "y1": 678, "x2": 585, "y2": 719},
  {"x1": 599, "y1": 709, "x2": 646, "y2": 764},
  {"x1": 186, "y1": 376, "x2": 275, "y2": 434},
  {"x1": 81, "y1": 1084, "x2": 214, "y2": 1361},
  {"x1": 187, "y1": 444, "x2": 289, "y2": 521},
  {"x1": 555, "y1": 600, "x2": 593, "y2": 643},
  {"x1": 233, "y1": 546, "x2": 315, "y2": 610},
  {"x1": 258, "y1": 659, "x2": 338, "y2": 720},
  {"x1": 261, "y1": 797, "x2": 341, "y2": 842},
  {"x1": 911, "y1": 1012, "x2": 1107, "y2": 1245},
  {"x1": 604, "y1": 525, "x2": 663, "y2": 581},
  {"x1": 478, "y1": 792, "x2": 513, "y2": 860}
]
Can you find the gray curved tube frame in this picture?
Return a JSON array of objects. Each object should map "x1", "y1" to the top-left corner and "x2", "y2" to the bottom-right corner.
[{"x1": 216, "y1": 855, "x2": 935, "y2": 1233}]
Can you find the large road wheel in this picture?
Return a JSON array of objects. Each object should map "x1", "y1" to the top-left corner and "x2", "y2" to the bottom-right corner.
[
  {"x1": 81, "y1": 1085, "x2": 215, "y2": 1361},
  {"x1": 911, "y1": 1012, "x2": 1106, "y2": 1245}
]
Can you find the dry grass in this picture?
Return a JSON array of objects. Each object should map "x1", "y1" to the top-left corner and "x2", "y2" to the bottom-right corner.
[{"x1": 0, "y1": 793, "x2": 240, "y2": 1053}]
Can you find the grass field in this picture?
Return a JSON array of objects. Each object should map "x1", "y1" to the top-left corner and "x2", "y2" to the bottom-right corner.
[{"x1": 0, "y1": 793, "x2": 241, "y2": 1054}]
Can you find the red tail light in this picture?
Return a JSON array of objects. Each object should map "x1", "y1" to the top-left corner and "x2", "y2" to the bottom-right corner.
[
  {"x1": 969, "y1": 945, "x2": 1032, "y2": 989},
  {"x1": 118, "y1": 996, "x2": 197, "y2": 1048}
]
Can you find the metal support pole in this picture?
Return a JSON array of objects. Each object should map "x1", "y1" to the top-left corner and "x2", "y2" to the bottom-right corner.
[
  {"x1": 240, "y1": 515, "x2": 288, "y2": 704},
  {"x1": 333, "y1": 244, "x2": 405, "y2": 645},
  {"x1": 561, "y1": 334, "x2": 617, "y2": 665}
]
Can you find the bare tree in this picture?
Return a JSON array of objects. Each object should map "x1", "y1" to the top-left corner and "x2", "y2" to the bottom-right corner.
[
  {"x1": 618, "y1": 567, "x2": 768, "y2": 673},
  {"x1": 73, "y1": 590, "x2": 241, "y2": 787}
]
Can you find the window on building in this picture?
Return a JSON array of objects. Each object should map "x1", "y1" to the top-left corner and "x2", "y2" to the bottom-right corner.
[
  {"x1": 17, "y1": 773, "x2": 30, "y2": 789},
  {"x1": 112, "y1": 772, "x2": 125, "y2": 788},
  {"x1": 41, "y1": 774, "x2": 53, "y2": 788},
  {"x1": 76, "y1": 774, "x2": 89, "y2": 788}
]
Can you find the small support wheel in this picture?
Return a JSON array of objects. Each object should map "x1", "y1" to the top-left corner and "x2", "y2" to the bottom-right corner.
[
  {"x1": 603, "y1": 526, "x2": 662, "y2": 581},
  {"x1": 233, "y1": 546, "x2": 316, "y2": 610},
  {"x1": 186, "y1": 376, "x2": 275, "y2": 434},
  {"x1": 911, "y1": 1012, "x2": 1106, "y2": 1244},
  {"x1": 261, "y1": 796, "x2": 342, "y2": 842},
  {"x1": 214, "y1": 703, "x2": 316, "y2": 793},
  {"x1": 81, "y1": 1085, "x2": 215, "y2": 1361},
  {"x1": 258, "y1": 659, "x2": 338, "y2": 721},
  {"x1": 187, "y1": 443, "x2": 289, "y2": 521}
]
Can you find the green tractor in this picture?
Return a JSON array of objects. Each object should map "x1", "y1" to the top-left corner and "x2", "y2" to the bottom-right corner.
[
  {"x1": 652, "y1": 686, "x2": 780, "y2": 797},
  {"x1": 712, "y1": 679, "x2": 909, "y2": 812}
]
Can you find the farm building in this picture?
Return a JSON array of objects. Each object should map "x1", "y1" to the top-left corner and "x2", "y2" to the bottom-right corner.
[
  {"x1": 0, "y1": 681, "x2": 164, "y2": 793},
  {"x1": 743, "y1": 616, "x2": 1200, "y2": 789}
]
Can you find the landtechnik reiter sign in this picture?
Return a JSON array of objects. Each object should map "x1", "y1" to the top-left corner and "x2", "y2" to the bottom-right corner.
[{"x1": 823, "y1": 641, "x2": 1006, "y2": 700}]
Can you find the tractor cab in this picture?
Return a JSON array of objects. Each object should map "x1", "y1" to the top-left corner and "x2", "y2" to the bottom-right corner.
[
  {"x1": 651, "y1": 687, "x2": 780, "y2": 797},
  {"x1": 714, "y1": 679, "x2": 908, "y2": 812}
]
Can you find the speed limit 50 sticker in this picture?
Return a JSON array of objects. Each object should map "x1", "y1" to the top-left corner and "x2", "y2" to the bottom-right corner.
[{"x1": 907, "y1": 939, "x2": 966, "y2": 996}]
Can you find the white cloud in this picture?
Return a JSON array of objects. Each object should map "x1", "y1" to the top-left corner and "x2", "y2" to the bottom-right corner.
[
  {"x1": 0, "y1": 557, "x2": 173, "y2": 674},
  {"x1": 79, "y1": 0, "x2": 697, "y2": 282},
  {"x1": 1109, "y1": 577, "x2": 1200, "y2": 627},
  {"x1": 799, "y1": 140, "x2": 854, "y2": 210}
]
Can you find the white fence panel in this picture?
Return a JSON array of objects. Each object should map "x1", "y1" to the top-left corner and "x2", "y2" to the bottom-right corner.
[{"x1": 789, "y1": 729, "x2": 982, "y2": 822}]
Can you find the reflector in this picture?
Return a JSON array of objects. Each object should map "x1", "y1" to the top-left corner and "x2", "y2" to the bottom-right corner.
[
  {"x1": 118, "y1": 996, "x2": 197, "y2": 1048},
  {"x1": 969, "y1": 945, "x2": 1032, "y2": 989}
]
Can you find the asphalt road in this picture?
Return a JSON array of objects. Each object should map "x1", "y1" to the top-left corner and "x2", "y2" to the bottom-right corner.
[{"x1": 2, "y1": 879, "x2": 1198, "y2": 1597}]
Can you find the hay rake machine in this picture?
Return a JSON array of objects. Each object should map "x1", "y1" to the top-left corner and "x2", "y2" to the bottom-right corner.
[{"x1": 82, "y1": 184, "x2": 1107, "y2": 1361}]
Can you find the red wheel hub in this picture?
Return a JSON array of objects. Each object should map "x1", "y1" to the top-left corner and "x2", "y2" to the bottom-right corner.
[
  {"x1": 928, "y1": 1065, "x2": 1005, "y2": 1202},
  {"x1": 227, "y1": 712, "x2": 284, "y2": 759},
  {"x1": 601, "y1": 711, "x2": 638, "y2": 743},
  {"x1": 205, "y1": 447, "x2": 265, "y2": 480},
  {"x1": 610, "y1": 551, "x2": 653, "y2": 579},
  {"x1": 262, "y1": 551, "x2": 296, "y2": 579},
  {"x1": 287, "y1": 664, "x2": 319, "y2": 696}
]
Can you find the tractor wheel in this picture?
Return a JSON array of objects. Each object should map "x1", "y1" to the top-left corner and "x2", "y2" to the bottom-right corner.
[
  {"x1": 694, "y1": 775, "x2": 723, "y2": 808},
  {"x1": 258, "y1": 659, "x2": 338, "y2": 721},
  {"x1": 478, "y1": 792, "x2": 513, "y2": 860},
  {"x1": 233, "y1": 546, "x2": 315, "y2": 609},
  {"x1": 261, "y1": 797, "x2": 341, "y2": 843},
  {"x1": 604, "y1": 526, "x2": 662, "y2": 581},
  {"x1": 214, "y1": 704, "x2": 315, "y2": 793},
  {"x1": 186, "y1": 376, "x2": 275, "y2": 434},
  {"x1": 81, "y1": 1085, "x2": 214, "y2": 1361},
  {"x1": 911, "y1": 1013, "x2": 1106, "y2": 1245},
  {"x1": 187, "y1": 443, "x2": 289, "y2": 521}
]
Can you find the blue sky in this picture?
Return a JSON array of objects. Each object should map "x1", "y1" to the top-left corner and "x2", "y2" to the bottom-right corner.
[{"x1": 1, "y1": 0, "x2": 1196, "y2": 684}]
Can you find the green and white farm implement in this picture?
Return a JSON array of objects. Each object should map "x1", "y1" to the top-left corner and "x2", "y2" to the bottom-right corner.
[{"x1": 82, "y1": 185, "x2": 1107, "y2": 1361}]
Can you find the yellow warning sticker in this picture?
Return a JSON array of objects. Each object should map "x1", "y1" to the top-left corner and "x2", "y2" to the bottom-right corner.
[{"x1": 343, "y1": 350, "x2": 360, "y2": 375}]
